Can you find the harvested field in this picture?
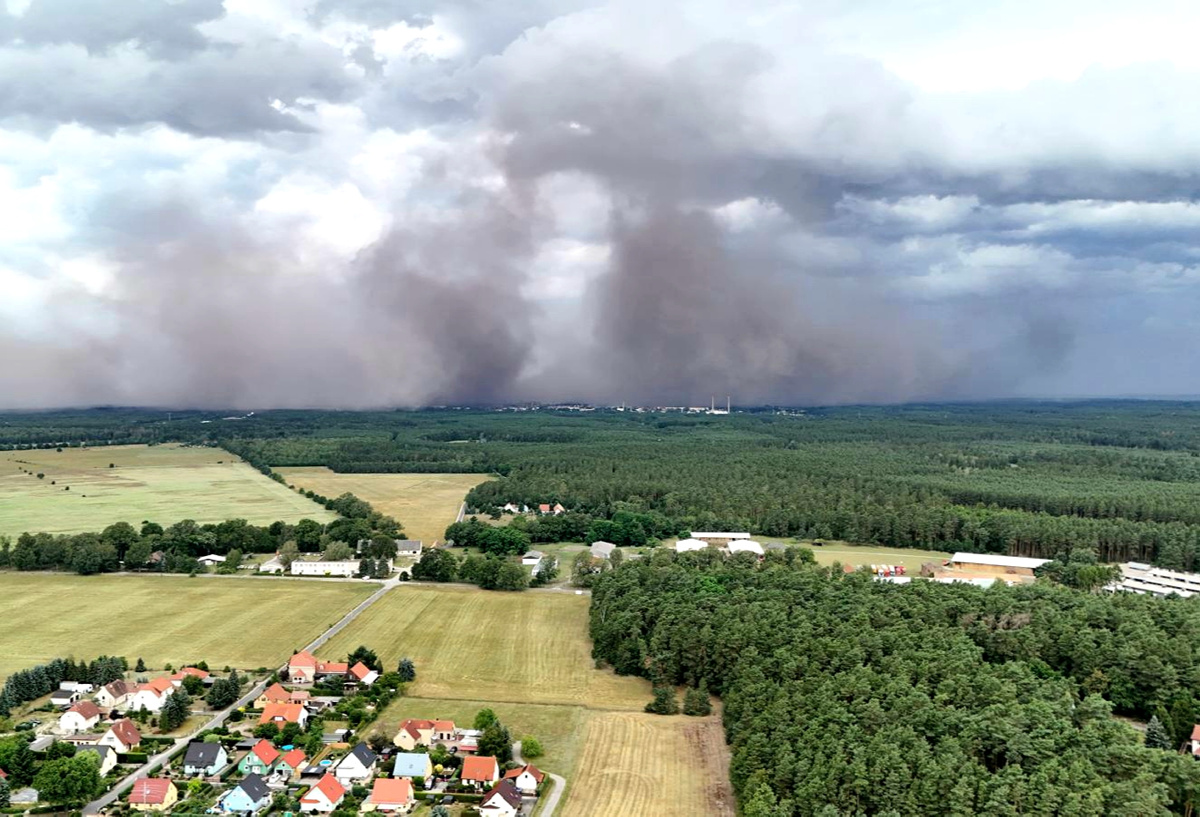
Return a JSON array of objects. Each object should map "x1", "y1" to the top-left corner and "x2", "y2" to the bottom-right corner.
[
  {"x1": 0, "y1": 573, "x2": 373, "y2": 679},
  {"x1": 276, "y1": 469, "x2": 489, "y2": 545},
  {"x1": 805, "y1": 543, "x2": 951, "y2": 571},
  {"x1": 321, "y1": 585, "x2": 649, "y2": 710},
  {"x1": 0, "y1": 444, "x2": 333, "y2": 537},
  {"x1": 560, "y1": 711, "x2": 735, "y2": 817}
]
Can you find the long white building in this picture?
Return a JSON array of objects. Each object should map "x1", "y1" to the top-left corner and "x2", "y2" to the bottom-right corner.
[
  {"x1": 1109, "y1": 562, "x2": 1200, "y2": 598},
  {"x1": 291, "y1": 559, "x2": 364, "y2": 577}
]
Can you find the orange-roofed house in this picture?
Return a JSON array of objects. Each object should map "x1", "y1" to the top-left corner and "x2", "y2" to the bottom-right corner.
[
  {"x1": 460, "y1": 756, "x2": 500, "y2": 790},
  {"x1": 260, "y1": 703, "x2": 309, "y2": 729},
  {"x1": 276, "y1": 748, "x2": 307, "y2": 781},
  {"x1": 128, "y1": 677, "x2": 175, "y2": 713},
  {"x1": 170, "y1": 667, "x2": 210, "y2": 687},
  {"x1": 239, "y1": 739, "x2": 281, "y2": 775},
  {"x1": 1191, "y1": 724, "x2": 1200, "y2": 755},
  {"x1": 349, "y1": 662, "x2": 379, "y2": 687},
  {"x1": 503, "y1": 763, "x2": 546, "y2": 795},
  {"x1": 364, "y1": 778, "x2": 415, "y2": 814},
  {"x1": 288, "y1": 651, "x2": 319, "y2": 684},
  {"x1": 432, "y1": 720, "x2": 457, "y2": 742},
  {"x1": 128, "y1": 778, "x2": 178, "y2": 812},
  {"x1": 392, "y1": 719, "x2": 435, "y2": 751},
  {"x1": 256, "y1": 683, "x2": 291, "y2": 708},
  {"x1": 300, "y1": 774, "x2": 345, "y2": 813}
]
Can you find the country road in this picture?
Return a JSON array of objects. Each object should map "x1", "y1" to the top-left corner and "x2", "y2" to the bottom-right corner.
[
  {"x1": 82, "y1": 577, "x2": 400, "y2": 815},
  {"x1": 514, "y1": 740, "x2": 566, "y2": 817}
]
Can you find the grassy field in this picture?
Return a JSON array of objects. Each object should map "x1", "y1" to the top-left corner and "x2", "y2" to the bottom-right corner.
[
  {"x1": 367, "y1": 697, "x2": 588, "y2": 777},
  {"x1": 560, "y1": 712, "x2": 735, "y2": 817},
  {"x1": 276, "y1": 469, "x2": 490, "y2": 544},
  {"x1": 803, "y1": 543, "x2": 951, "y2": 571},
  {"x1": 0, "y1": 574, "x2": 373, "y2": 679},
  {"x1": 0, "y1": 444, "x2": 334, "y2": 537},
  {"x1": 321, "y1": 585, "x2": 649, "y2": 709}
]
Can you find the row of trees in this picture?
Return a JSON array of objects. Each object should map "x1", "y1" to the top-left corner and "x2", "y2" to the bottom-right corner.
[
  {"x1": 411, "y1": 548, "x2": 533, "y2": 591},
  {"x1": 0, "y1": 655, "x2": 127, "y2": 716},
  {"x1": 589, "y1": 553, "x2": 1200, "y2": 815}
]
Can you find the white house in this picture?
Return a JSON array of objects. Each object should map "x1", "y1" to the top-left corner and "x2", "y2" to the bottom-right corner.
[
  {"x1": 100, "y1": 719, "x2": 142, "y2": 754},
  {"x1": 291, "y1": 560, "x2": 370, "y2": 578},
  {"x1": 77, "y1": 745, "x2": 118, "y2": 776},
  {"x1": 300, "y1": 774, "x2": 346, "y2": 813},
  {"x1": 502, "y1": 764, "x2": 545, "y2": 795},
  {"x1": 590, "y1": 541, "x2": 616, "y2": 559},
  {"x1": 59, "y1": 701, "x2": 102, "y2": 734},
  {"x1": 258, "y1": 557, "x2": 285, "y2": 574},
  {"x1": 128, "y1": 678, "x2": 174, "y2": 713},
  {"x1": 334, "y1": 743, "x2": 376, "y2": 785},
  {"x1": 95, "y1": 680, "x2": 131, "y2": 708},
  {"x1": 50, "y1": 689, "x2": 81, "y2": 708},
  {"x1": 479, "y1": 781, "x2": 522, "y2": 817},
  {"x1": 674, "y1": 538, "x2": 708, "y2": 553},
  {"x1": 521, "y1": 551, "x2": 545, "y2": 567}
]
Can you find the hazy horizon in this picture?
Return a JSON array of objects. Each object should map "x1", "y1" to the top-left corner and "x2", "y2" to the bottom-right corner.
[{"x1": 2, "y1": 1, "x2": 1198, "y2": 409}]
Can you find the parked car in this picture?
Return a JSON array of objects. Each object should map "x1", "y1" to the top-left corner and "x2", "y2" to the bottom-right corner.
[{"x1": 16, "y1": 719, "x2": 40, "y2": 731}]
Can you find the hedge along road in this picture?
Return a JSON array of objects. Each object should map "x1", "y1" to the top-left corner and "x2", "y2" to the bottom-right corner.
[{"x1": 83, "y1": 576, "x2": 401, "y2": 815}]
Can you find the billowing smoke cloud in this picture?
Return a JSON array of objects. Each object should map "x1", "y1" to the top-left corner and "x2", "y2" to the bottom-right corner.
[{"x1": 2, "y1": 0, "x2": 1200, "y2": 408}]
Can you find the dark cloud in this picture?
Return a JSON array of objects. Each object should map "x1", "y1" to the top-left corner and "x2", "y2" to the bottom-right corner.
[{"x1": 8, "y1": 0, "x2": 225, "y2": 58}]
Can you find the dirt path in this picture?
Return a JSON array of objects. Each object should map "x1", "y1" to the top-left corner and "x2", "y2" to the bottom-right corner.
[{"x1": 515, "y1": 739, "x2": 566, "y2": 817}]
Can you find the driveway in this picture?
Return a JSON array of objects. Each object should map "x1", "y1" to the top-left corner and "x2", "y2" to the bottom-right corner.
[{"x1": 513, "y1": 740, "x2": 566, "y2": 817}]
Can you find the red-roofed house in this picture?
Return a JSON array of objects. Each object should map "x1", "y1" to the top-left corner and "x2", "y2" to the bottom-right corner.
[
  {"x1": 479, "y1": 780, "x2": 522, "y2": 817},
  {"x1": 255, "y1": 683, "x2": 291, "y2": 708},
  {"x1": 288, "y1": 651, "x2": 318, "y2": 684},
  {"x1": 392, "y1": 719, "x2": 434, "y2": 751},
  {"x1": 259, "y1": 703, "x2": 309, "y2": 729},
  {"x1": 276, "y1": 748, "x2": 307, "y2": 781},
  {"x1": 239, "y1": 739, "x2": 281, "y2": 775},
  {"x1": 128, "y1": 778, "x2": 178, "y2": 812},
  {"x1": 59, "y1": 700, "x2": 102, "y2": 733},
  {"x1": 349, "y1": 662, "x2": 378, "y2": 687},
  {"x1": 503, "y1": 764, "x2": 546, "y2": 795},
  {"x1": 170, "y1": 667, "x2": 210, "y2": 687},
  {"x1": 100, "y1": 718, "x2": 142, "y2": 753},
  {"x1": 129, "y1": 677, "x2": 174, "y2": 713},
  {"x1": 365, "y1": 778, "x2": 415, "y2": 813},
  {"x1": 1191, "y1": 724, "x2": 1200, "y2": 755},
  {"x1": 300, "y1": 774, "x2": 345, "y2": 813},
  {"x1": 461, "y1": 756, "x2": 500, "y2": 790}
]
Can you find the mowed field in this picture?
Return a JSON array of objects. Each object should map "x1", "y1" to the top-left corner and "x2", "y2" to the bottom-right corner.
[
  {"x1": 321, "y1": 585, "x2": 649, "y2": 709},
  {"x1": 804, "y1": 543, "x2": 951, "y2": 571},
  {"x1": 561, "y1": 712, "x2": 735, "y2": 817},
  {"x1": 0, "y1": 573, "x2": 373, "y2": 679},
  {"x1": 276, "y1": 469, "x2": 490, "y2": 544},
  {"x1": 0, "y1": 444, "x2": 334, "y2": 537}
]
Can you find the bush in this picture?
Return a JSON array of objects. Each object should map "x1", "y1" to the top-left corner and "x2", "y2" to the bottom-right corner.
[{"x1": 520, "y1": 737, "x2": 543, "y2": 758}]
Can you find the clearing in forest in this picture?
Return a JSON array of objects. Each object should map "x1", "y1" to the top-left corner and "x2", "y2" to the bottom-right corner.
[
  {"x1": 276, "y1": 469, "x2": 489, "y2": 544},
  {"x1": 321, "y1": 584, "x2": 649, "y2": 709},
  {"x1": 0, "y1": 444, "x2": 333, "y2": 537},
  {"x1": 560, "y1": 711, "x2": 735, "y2": 817},
  {"x1": 0, "y1": 573, "x2": 373, "y2": 679},
  {"x1": 803, "y1": 542, "x2": 951, "y2": 571}
]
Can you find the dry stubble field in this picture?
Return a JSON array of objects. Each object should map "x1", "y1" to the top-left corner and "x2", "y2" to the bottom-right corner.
[
  {"x1": 276, "y1": 468, "x2": 489, "y2": 544},
  {"x1": 0, "y1": 444, "x2": 334, "y2": 537},
  {"x1": 0, "y1": 573, "x2": 373, "y2": 679}
]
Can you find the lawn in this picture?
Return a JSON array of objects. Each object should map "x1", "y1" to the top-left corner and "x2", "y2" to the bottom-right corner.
[
  {"x1": 321, "y1": 585, "x2": 649, "y2": 710},
  {"x1": 276, "y1": 469, "x2": 490, "y2": 545},
  {"x1": 367, "y1": 697, "x2": 588, "y2": 777},
  {"x1": 801, "y1": 543, "x2": 951, "y2": 571},
  {"x1": 0, "y1": 574, "x2": 373, "y2": 679},
  {"x1": 560, "y1": 711, "x2": 734, "y2": 817},
  {"x1": 0, "y1": 444, "x2": 333, "y2": 537}
]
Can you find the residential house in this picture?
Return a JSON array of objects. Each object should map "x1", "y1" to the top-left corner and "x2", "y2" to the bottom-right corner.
[
  {"x1": 216, "y1": 772, "x2": 271, "y2": 815},
  {"x1": 393, "y1": 719, "x2": 435, "y2": 750},
  {"x1": 589, "y1": 541, "x2": 616, "y2": 560},
  {"x1": 479, "y1": 781, "x2": 522, "y2": 817},
  {"x1": 1191, "y1": 724, "x2": 1200, "y2": 756},
  {"x1": 364, "y1": 778, "x2": 415, "y2": 814},
  {"x1": 128, "y1": 778, "x2": 177, "y2": 812},
  {"x1": 128, "y1": 677, "x2": 174, "y2": 713},
  {"x1": 288, "y1": 651, "x2": 349, "y2": 684},
  {"x1": 300, "y1": 774, "x2": 346, "y2": 813},
  {"x1": 50, "y1": 689, "x2": 80, "y2": 708},
  {"x1": 390, "y1": 753, "x2": 433, "y2": 781},
  {"x1": 256, "y1": 683, "x2": 291, "y2": 708},
  {"x1": 460, "y1": 756, "x2": 500, "y2": 790},
  {"x1": 182, "y1": 741, "x2": 228, "y2": 777},
  {"x1": 100, "y1": 718, "x2": 142, "y2": 754},
  {"x1": 59, "y1": 701, "x2": 102, "y2": 733},
  {"x1": 77, "y1": 744, "x2": 118, "y2": 776},
  {"x1": 349, "y1": 662, "x2": 378, "y2": 687},
  {"x1": 501, "y1": 503, "x2": 523, "y2": 514},
  {"x1": 334, "y1": 743, "x2": 376, "y2": 785},
  {"x1": 258, "y1": 557, "x2": 285, "y2": 574},
  {"x1": 503, "y1": 764, "x2": 545, "y2": 795},
  {"x1": 537, "y1": 503, "x2": 566, "y2": 515},
  {"x1": 432, "y1": 720, "x2": 457, "y2": 742},
  {"x1": 95, "y1": 680, "x2": 131, "y2": 709},
  {"x1": 274, "y1": 748, "x2": 307, "y2": 782},
  {"x1": 239, "y1": 740, "x2": 280, "y2": 776},
  {"x1": 395, "y1": 540, "x2": 422, "y2": 559},
  {"x1": 521, "y1": 551, "x2": 545, "y2": 567},
  {"x1": 170, "y1": 667, "x2": 210, "y2": 687},
  {"x1": 259, "y1": 703, "x2": 309, "y2": 729}
]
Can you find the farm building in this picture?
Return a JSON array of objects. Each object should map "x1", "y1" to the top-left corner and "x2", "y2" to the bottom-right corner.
[
  {"x1": 521, "y1": 550, "x2": 546, "y2": 566},
  {"x1": 727, "y1": 540, "x2": 764, "y2": 556},
  {"x1": 291, "y1": 559, "x2": 363, "y2": 578},
  {"x1": 590, "y1": 541, "x2": 616, "y2": 559},
  {"x1": 691, "y1": 531, "x2": 751, "y2": 546},
  {"x1": 674, "y1": 538, "x2": 708, "y2": 553},
  {"x1": 1109, "y1": 562, "x2": 1200, "y2": 598},
  {"x1": 948, "y1": 552, "x2": 1048, "y2": 578}
]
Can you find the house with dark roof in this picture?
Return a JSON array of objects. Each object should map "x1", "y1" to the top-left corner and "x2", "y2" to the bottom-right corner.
[
  {"x1": 216, "y1": 772, "x2": 271, "y2": 814},
  {"x1": 334, "y1": 743, "x2": 376, "y2": 784},
  {"x1": 50, "y1": 688, "x2": 80, "y2": 708},
  {"x1": 95, "y1": 679, "x2": 131, "y2": 708},
  {"x1": 100, "y1": 718, "x2": 142, "y2": 753},
  {"x1": 183, "y1": 741, "x2": 228, "y2": 776},
  {"x1": 479, "y1": 780, "x2": 522, "y2": 817},
  {"x1": 395, "y1": 540, "x2": 423, "y2": 558}
]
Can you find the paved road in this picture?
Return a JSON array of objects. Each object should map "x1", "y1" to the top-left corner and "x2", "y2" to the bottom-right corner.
[
  {"x1": 82, "y1": 577, "x2": 400, "y2": 815},
  {"x1": 514, "y1": 740, "x2": 566, "y2": 817}
]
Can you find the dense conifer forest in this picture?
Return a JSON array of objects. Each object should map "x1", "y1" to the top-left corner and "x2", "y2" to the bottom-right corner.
[
  {"x1": 590, "y1": 552, "x2": 1200, "y2": 815},
  {"x1": 7, "y1": 401, "x2": 1200, "y2": 566}
]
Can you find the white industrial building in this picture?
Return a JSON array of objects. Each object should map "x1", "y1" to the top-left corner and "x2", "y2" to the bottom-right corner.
[
  {"x1": 292, "y1": 559, "x2": 367, "y2": 578},
  {"x1": 674, "y1": 538, "x2": 709, "y2": 553},
  {"x1": 727, "y1": 540, "x2": 765, "y2": 556},
  {"x1": 691, "y1": 531, "x2": 751, "y2": 546},
  {"x1": 1109, "y1": 563, "x2": 1200, "y2": 598}
]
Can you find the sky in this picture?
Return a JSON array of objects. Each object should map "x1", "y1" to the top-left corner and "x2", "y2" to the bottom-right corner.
[{"x1": 1, "y1": 0, "x2": 1198, "y2": 408}]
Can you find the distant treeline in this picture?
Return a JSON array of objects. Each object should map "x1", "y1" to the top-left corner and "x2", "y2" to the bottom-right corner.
[
  {"x1": 590, "y1": 554, "x2": 1200, "y2": 815},
  {"x1": 9, "y1": 403, "x2": 1200, "y2": 567},
  {"x1": 0, "y1": 492, "x2": 401, "y2": 576},
  {"x1": 0, "y1": 655, "x2": 127, "y2": 716}
]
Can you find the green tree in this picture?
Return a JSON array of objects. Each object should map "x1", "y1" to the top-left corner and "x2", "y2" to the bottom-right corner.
[
  {"x1": 135, "y1": 657, "x2": 147, "y2": 673},
  {"x1": 477, "y1": 721, "x2": 512, "y2": 763},
  {"x1": 348, "y1": 646, "x2": 381, "y2": 672},
  {"x1": 0, "y1": 739, "x2": 36, "y2": 786},
  {"x1": 278, "y1": 541, "x2": 300, "y2": 568},
  {"x1": 411, "y1": 548, "x2": 457, "y2": 583},
  {"x1": 324, "y1": 541, "x2": 354, "y2": 561},
  {"x1": 494, "y1": 560, "x2": 529, "y2": 591},
  {"x1": 206, "y1": 678, "x2": 238, "y2": 710},
  {"x1": 0, "y1": 776, "x2": 9, "y2": 808},
  {"x1": 474, "y1": 708, "x2": 498, "y2": 730},
  {"x1": 397, "y1": 658, "x2": 416, "y2": 683},
  {"x1": 683, "y1": 683, "x2": 712, "y2": 717},
  {"x1": 33, "y1": 753, "x2": 101, "y2": 804},
  {"x1": 1146, "y1": 716, "x2": 1173, "y2": 750},
  {"x1": 644, "y1": 687, "x2": 679, "y2": 715},
  {"x1": 520, "y1": 736, "x2": 543, "y2": 758},
  {"x1": 159, "y1": 689, "x2": 191, "y2": 732}
]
